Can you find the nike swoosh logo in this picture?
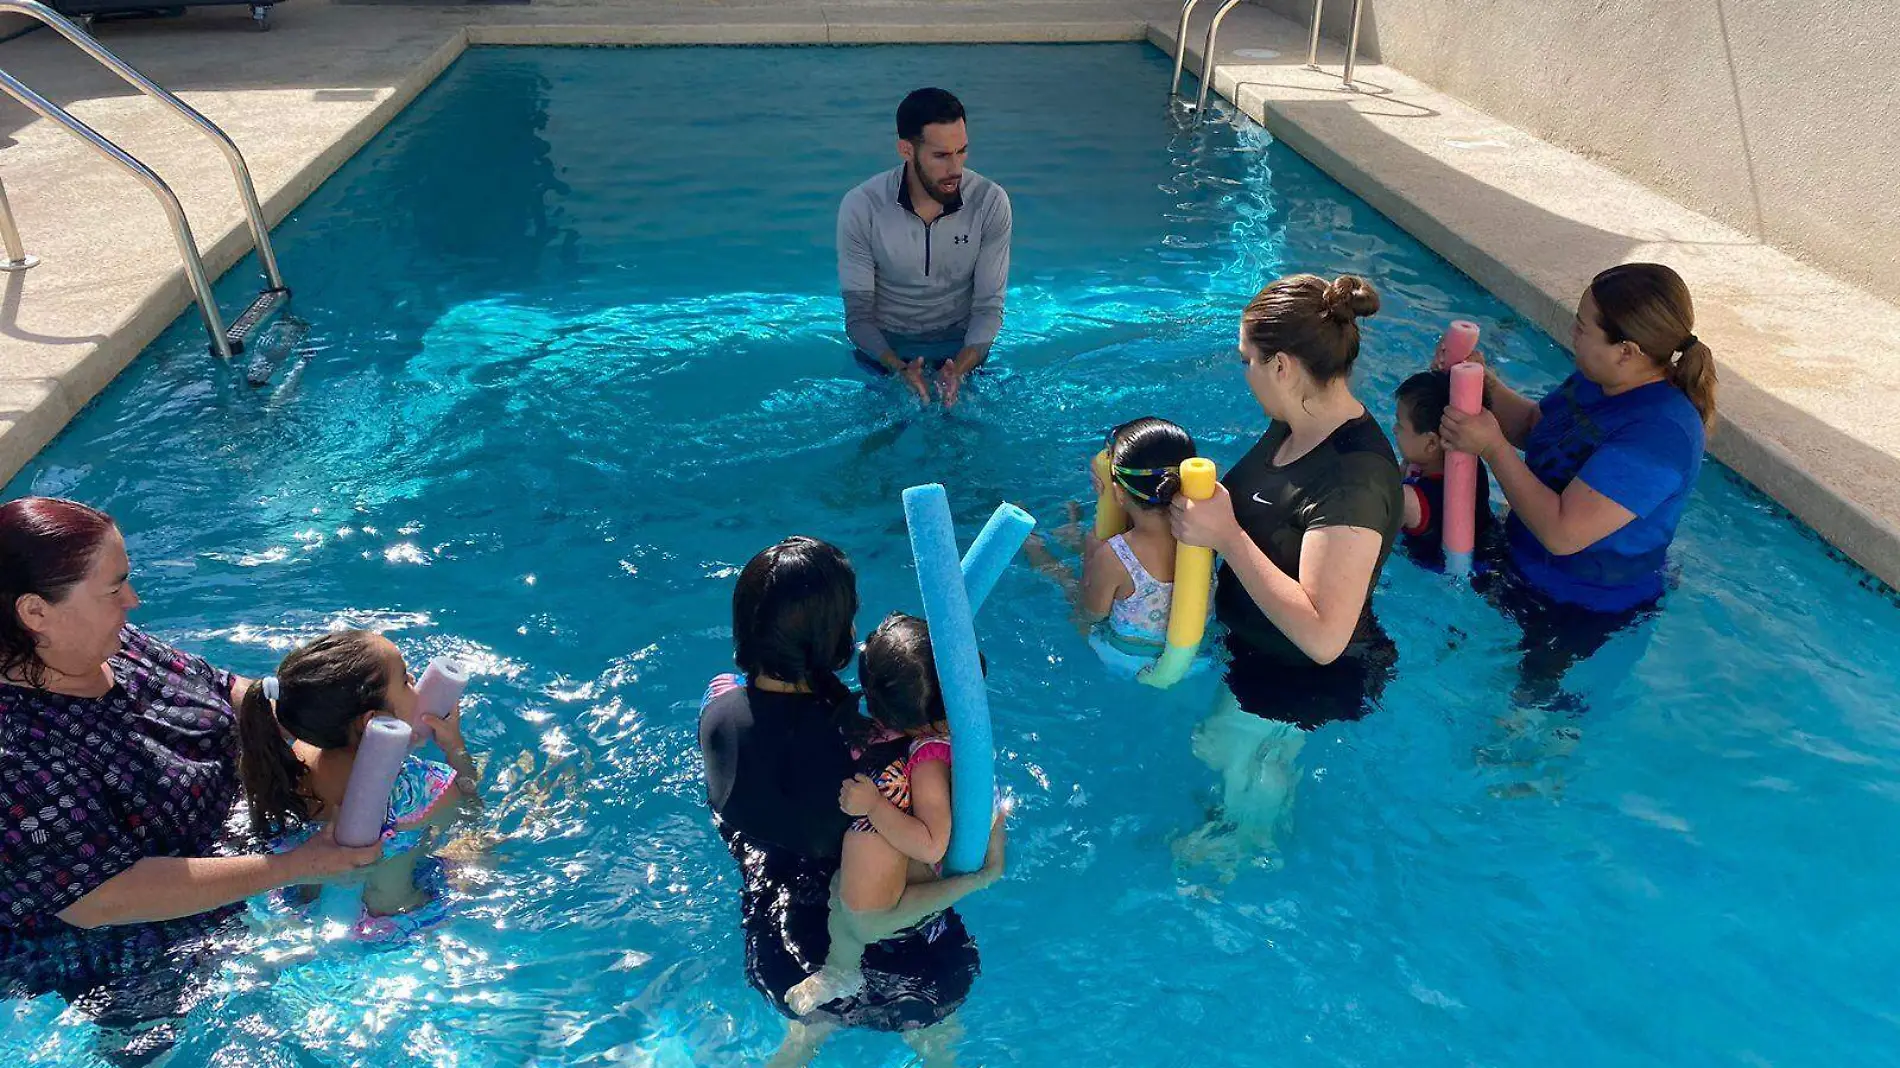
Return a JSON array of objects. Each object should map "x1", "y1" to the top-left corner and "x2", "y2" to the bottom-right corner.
[{"x1": 1252, "y1": 493, "x2": 1271, "y2": 505}]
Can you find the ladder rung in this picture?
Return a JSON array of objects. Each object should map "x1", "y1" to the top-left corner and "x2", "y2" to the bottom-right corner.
[{"x1": 223, "y1": 285, "x2": 290, "y2": 355}]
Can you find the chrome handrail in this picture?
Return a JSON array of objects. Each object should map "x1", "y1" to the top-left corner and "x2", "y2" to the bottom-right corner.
[
  {"x1": 0, "y1": 70, "x2": 231, "y2": 355},
  {"x1": 0, "y1": 178, "x2": 38, "y2": 272},
  {"x1": 1167, "y1": 0, "x2": 1209, "y2": 99},
  {"x1": 1340, "y1": 0, "x2": 1366, "y2": 90},
  {"x1": 1304, "y1": 0, "x2": 1325, "y2": 68},
  {"x1": 0, "y1": 0, "x2": 284, "y2": 291},
  {"x1": 1193, "y1": 0, "x2": 1247, "y2": 119}
]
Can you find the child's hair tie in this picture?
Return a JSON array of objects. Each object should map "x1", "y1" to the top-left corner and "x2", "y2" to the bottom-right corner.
[
  {"x1": 261, "y1": 675, "x2": 280, "y2": 704},
  {"x1": 1112, "y1": 464, "x2": 1180, "y2": 505}
]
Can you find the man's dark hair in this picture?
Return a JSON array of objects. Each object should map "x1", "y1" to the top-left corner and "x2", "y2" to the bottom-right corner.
[{"x1": 897, "y1": 88, "x2": 966, "y2": 142}]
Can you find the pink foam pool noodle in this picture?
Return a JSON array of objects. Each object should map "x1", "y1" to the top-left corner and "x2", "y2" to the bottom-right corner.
[
  {"x1": 1444, "y1": 360, "x2": 1487, "y2": 573},
  {"x1": 1435, "y1": 319, "x2": 1480, "y2": 368},
  {"x1": 413, "y1": 657, "x2": 468, "y2": 744}
]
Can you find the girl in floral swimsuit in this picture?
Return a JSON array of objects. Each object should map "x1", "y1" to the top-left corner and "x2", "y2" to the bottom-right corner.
[
  {"x1": 235, "y1": 630, "x2": 480, "y2": 940},
  {"x1": 1026, "y1": 417, "x2": 1202, "y2": 673}
]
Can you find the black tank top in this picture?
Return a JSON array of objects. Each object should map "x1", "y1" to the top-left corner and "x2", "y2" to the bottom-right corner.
[{"x1": 1215, "y1": 413, "x2": 1402, "y2": 664}]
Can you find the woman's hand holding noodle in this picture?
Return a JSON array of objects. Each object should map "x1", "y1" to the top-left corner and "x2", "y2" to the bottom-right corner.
[{"x1": 1169, "y1": 483, "x2": 1243, "y2": 556}]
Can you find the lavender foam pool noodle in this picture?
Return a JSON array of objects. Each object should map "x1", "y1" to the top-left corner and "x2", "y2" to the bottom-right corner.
[
  {"x1": 960, "y1": 503, "x2": 1036, "y2": 614},
  {"x1": 315, "y1": 715, "x2": 413, "y2": 925},
  {"x1": 904, "y1": 484, "x2": 998, "y2": 876},
  {"x1": 413, "y1": 657, "x2": 468, "y2": 744}
]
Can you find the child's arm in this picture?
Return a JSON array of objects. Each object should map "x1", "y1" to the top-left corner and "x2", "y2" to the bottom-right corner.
[
  {"x1": 1400, "y1": 483, "x2": 1427, "y2": 535},
  {"x1": 844, "y1": 759, "x2": 952, "y2": 865},
  {"x1": 840, "y1": 811, "x2": 1007, "y2": 943},
  {"x1": 1079, "y1": 541, "x2": 1131, "y2": 624},
  {"x1": 1023, "y1": 534, "x2": 1082, "y2": 603},
  {"x1": 425, "y1": 714, "x2": 482, "y2": 799}
]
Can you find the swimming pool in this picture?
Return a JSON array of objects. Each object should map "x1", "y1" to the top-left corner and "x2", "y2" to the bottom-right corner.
[{"x1": 6, "y1": 41, "x2": 1900, "y2": 1066}]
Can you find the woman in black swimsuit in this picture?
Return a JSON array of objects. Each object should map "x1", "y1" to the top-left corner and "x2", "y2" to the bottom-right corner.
[
  {"x1": 698, "y1": 536, "x2": 1004, "y2": 1066},
  {"x1": 1170, "y1": 275, "x2": 1403, "y2": 866}
]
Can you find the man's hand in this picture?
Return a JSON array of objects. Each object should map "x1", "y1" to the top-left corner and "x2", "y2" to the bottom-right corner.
[
  {"x1": 938, "y1": 361, "x2": 967, "y2": 408},
  {"x1": 897, "y1": 357, "x2": 931, "y2": 404}
]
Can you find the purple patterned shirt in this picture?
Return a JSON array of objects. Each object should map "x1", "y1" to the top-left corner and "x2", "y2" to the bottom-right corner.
[{"x1": 0, "y1": 625, "x2": 239, "y2": 944}]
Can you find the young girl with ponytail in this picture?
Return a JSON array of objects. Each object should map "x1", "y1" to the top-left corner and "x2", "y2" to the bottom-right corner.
[
  {"x1": 236, "y1": 631, "x2": 479, "y2": 930},
  {"x1": 1027, "y1": 417, "x2": 1202, "y2": 669}
]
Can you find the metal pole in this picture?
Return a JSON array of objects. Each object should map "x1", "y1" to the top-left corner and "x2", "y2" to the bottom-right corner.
[
  {"x1": 0, "y1": 71, "x2": 232, "y2": 356},
  {"x1": 1194, "y1": 0, "x2": 1248, "y2": 118},
  {"x1": 0, "y1": 0, "x2": 284, "y2": 291},
  {"x1": 1305, "y1": 0, "x2": 1325, "y2": 69},
  {"x1": 1169, "y1": 0, "x2": 1206, "y2": 98},
  {"x1": 1341, "y1": 0, "x2": 1366, "y2": 91},
  {"x1": 0, "y1": 177, "x2": 38, "y2": 272}
]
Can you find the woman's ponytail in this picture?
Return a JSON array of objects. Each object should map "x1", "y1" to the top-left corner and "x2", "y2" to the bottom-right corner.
[
  {"x1": 236, "y1": 678, "x2": 310, "y2": 839},
  {"x1": 1590, "y1": 263, "x2": 1719, "y2": 432},
  {"x1": 1667, "y1": 337, "x2": 1718, "y2": 432}
]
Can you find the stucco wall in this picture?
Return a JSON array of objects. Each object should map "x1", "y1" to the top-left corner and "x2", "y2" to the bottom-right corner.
[{"x1": 1263, "y1": 0, "x2": 1900, "y2": 303}]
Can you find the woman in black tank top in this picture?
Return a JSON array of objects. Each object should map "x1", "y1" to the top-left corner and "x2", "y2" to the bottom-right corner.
[{"x1": 1169, "y1": 275, "x2": 1403, "y2": 868}]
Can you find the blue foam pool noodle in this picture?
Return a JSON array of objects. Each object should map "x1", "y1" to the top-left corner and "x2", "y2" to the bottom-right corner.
[
  {"x1": 961, "y1": 502, "x2": 1036, "y2": 614},
  {"x1": 903, "y1": 484, "x2": 995, "y2": 875}
]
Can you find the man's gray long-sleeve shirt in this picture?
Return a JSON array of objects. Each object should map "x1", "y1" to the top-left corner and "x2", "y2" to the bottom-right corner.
[{"x1": 837, "y1": 164, "x2": 1012, "y2": 359}]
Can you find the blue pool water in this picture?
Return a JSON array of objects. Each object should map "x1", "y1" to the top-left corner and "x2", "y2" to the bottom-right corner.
[{"x1": 7, "y1": 43, "x2": 1900, "y2": 1067}]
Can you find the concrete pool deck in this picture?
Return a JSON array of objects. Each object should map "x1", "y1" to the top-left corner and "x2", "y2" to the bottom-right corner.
[{"x1": 2, "y1": 0, "x2": 1898, "y2": 588}]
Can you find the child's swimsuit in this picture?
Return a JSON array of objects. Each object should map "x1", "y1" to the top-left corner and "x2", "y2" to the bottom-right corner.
[
  {"x1": 1089, "y1": 534, "x2": 1212, "y2": 679},
  {"x1": 1104, "y1": 534, "x2": 1172, "y2": 647},
  {"x1": 261, "y1": 755, "x2": 460, "y2": 941},
  {"x1": 1400, "y1": 463, "x2": 1496, "y2": 570},
  {"x1": 849, "y1": 731, "x2": 952, "y2": 835}
]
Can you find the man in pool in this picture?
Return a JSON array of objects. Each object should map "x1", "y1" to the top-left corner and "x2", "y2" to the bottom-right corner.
[{"x1": 838, "y1": 87, "x2": 1013, "y2": 408}]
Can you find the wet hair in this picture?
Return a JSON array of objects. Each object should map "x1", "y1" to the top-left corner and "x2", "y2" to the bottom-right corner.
[
  {"x1": 732, "y1": 536, "x2": 858, "y2": 714},
  {"x1": 897, "y1": 88, "x2": 966, "y2": 142},
  {"x1": 1590, "y1": 262, "x2": 1717, "y2": 430},
  {"x1": 852, "y1": 612, "x2": 988, "y2": 744},
  {"x1": 1107, "y1": 417, "x2": 1198, "y2": 511},
  {"x1": 1395, "y1": 369, "x2": 1490, "y2": 433},
  {"x1": 857, "y1": 613, "x2": 948, "y2": 738},
  {"x1": 236, "y1": 630, "x2": 392, "y2": 838},
  {"x1": 0, "y1": 497, "x2": 116, "y2": 690},
  {"x1": 1241, "y1": 274, "x2": 1380, "y2": 384}
]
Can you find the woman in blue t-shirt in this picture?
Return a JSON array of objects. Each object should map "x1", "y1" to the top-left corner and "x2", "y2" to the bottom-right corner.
[{"x1": 1438, "y1": 263, "x2": 1716, "y2": 705}]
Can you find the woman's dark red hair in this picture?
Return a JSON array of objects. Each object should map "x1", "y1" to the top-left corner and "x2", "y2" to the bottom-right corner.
[{"x1": 0, "y1": 497, "x2": 116, "y2": 688}]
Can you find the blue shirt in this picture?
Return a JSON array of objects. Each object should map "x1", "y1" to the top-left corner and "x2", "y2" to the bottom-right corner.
[{"x1": 1506, "y1": 374, "x2": 1705, "y2": 611}]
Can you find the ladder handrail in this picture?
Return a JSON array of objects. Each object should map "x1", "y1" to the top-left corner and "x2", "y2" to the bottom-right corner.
[
  {"x1": 1305, "y1": 0, "x2": 1325, "y2": 68},
  {"x1": 1194, "y1": 0, "x2": 1248, "y2": 119},
  {"x1": 0, "y1": 0, "x2": 284, "y2": 292},
  {"x1": 0, "y1": 69, "x2": 232, "y2": 356},
  {"x1": 1167, "y1": 0, "x2": 1209, "y2": 99}
]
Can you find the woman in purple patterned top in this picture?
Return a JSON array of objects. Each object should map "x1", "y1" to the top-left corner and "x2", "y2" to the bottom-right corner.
[{"x1": 0, "y1": 497, "x2": 381, "y2": 995}]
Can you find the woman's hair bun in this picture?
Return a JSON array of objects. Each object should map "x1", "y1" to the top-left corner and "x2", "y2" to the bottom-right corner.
[{"x1": 1322, "y1": 275, "x2": 1380, "y2": 323}]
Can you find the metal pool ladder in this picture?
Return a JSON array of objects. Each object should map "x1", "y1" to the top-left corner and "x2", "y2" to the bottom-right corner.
[
  {"x1": 0, "y1": 0, "x2": 289, "y2": 358},
  {"x1": 1168, "y1": 0, "x2": 1367, "y2": 121},
  {"x1": 1167, "y1": 0, "x2": 1249, "y2": 122}
]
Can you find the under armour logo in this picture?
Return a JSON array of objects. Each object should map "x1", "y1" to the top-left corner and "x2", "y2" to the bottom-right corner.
[{"x1": 954, "y1": 235, "x2": 970, "y2": 245}]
